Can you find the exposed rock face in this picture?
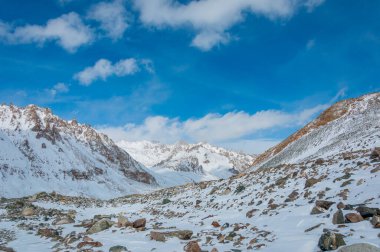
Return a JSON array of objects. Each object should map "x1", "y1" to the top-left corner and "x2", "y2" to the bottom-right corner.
[
  {"x1": 0, "y1": 104, "x2": 157, "y2": 199},
  {"x1": 252, "y1": 93, "x2": 380, "y2": 169}
]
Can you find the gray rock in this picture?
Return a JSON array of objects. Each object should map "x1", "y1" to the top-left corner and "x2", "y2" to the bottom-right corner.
[
  {"x1": 333, "y1": 210, "x2": 345, "y2": 224},
  {"x1": 318, "y1": 231, "x2": 346, "y2": 251},
  {"x1": 337, "y1": 243, "x2": 380, "y2": 252},
  {"x1": 87, "y1": 218, "x2": 113, "y2": 234},
  {"x1": 109, "y1": 245, "x2": 128, "y2": 252}
]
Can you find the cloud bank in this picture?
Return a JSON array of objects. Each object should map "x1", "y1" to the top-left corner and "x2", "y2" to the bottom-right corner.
[{"x1": 98, "y1": 104, "x2": 328, "y2": 153}]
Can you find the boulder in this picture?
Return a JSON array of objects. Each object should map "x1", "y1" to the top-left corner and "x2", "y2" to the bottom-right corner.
[
  {"x1": 316, "y1": 200, "x2": 335, "y2": 210},
  {"x1": 77, "y1": 241, "x2": 103, "y2": 249},
  {"x1": 333, "y1": 210, "x2": 345, "y2": 224},
  {"x1": 345, "y1": 213, "x2": 364, "y2": 223},
  {"x1": 337, "y1": 202, "x2": 345, "y2": 209},
  {"x1": 117, "y1": 215, "x2": 130, "y2": 227},
  {"x1": 132, "y1": 218, "x2": 146, "y2": 228},
  {"x1": 53, "y1": 216, "x2": 75, "y2": 225},
  {"x1": 150, "y1": 230, "x2": 193, "y2": 242},
  {"x1": 356, "y1": 206, "x2": 380, "y2": 218},
  {"x1": 184, "y1": 241, "x2": 201, "y2": 252},
  {"x1": 305, "y1": 177, "x2": 321, "y2": 188},
  {"x1": 37, "y1": 228, "x2": 60, "y2": 238},
  {"x1": 337, "y1": 243, "x2": 380, "y2": 252},
  {"x1": 311, "y1": 206, "x2": 325, "y2": 215},
  {"x1": 86, "y1": 218, "x2": 113, "y2": 234},
  {"x1": 109, "y1": 245, "x2": 128, "y2": 252},
  {"x1": 318, "y1": 231, "x2": 346, "y2": 251},
  {"x1": 212, "y1": 221, "x2": 220, "y2": 228},
  {"x1": 371, "y1": 215, "x2": 380, "y2": 228},
  {"x1": 21, "y1": 207, "x2": 35, "y2": 216}
]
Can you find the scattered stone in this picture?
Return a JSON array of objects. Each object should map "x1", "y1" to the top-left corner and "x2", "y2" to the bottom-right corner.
[
  {"x1": 150, "y1": 230, "x2": 193, "y2": 241},
  {"x1": 371, "y1": 167, "x2": 380, "y2": 173},
  {"x1": 212, "y1": 221, "x2": 220, "y2": 228},
  {"x1": 311, "y1": 206, "x2": 325, "y2": 215},
  {"x1": 285, "y1": 190, "x2": 299, "y2": 202},
  {"x1": 333, "y1": 210, "x2": 345, "y2": 225},
  {"x1": 370, "y1": 147, "x2": 380, "y2": 160},
  {"x1": 305, "y1": 223, "x2": 324, "y2": 232},
  {"x1": 109, "y1": 245, "x2": 128, "y2": 252},
  {"x1": 337, "y1": 243, "x2": 380, "y2": 252},
  {"x1": 345, "y1": 213, "x2": 364, "y2": 223},
  {"x1": 86, "y1": 218, "x2": 113, "y2": 234},
  {"x1": 184, "y1": 241, "x2": 201, "y2": 252},
  {"x1": 210, "y1": 248, "x2": 219, "y2": 252},
  {"x1": 234, "y1": 184, "x2": 245, "y2": 194},
  {"x1": 117, "y1": 215, "x2": 130, "y2": 227},
  {"x1": 371, "y1": 216, "x2": 380, "y2": 228},
  {"x1": 37, "y1": 228, "x2": 60, "y2": 238},
  {"x1": 53, "y1": 216, "x2": 75, "y2": 225},
  {"x1": 246, "y1": 209, "x2": 258, "y2": 218},
  {"x1": 21, "y1": 207, "x2": 35, "y2": 217},
  {"x1": 356, "y1": 206, "x2": 380, "y2": 218},
  {"x1": 337, "y1": 202, "x2": 345, "y2": 209},
  {"x1": 316, "y1": 200, "x2": 335, "y2": 210},
  {"x1": 162, "y1": 198, "x2": 171, "y2": 204},
  {"x1": 318, "y1": 231, "x2": 346, "y2": 251},
  {"x1": 305, "y1": 177, "x2": 321, "y2": 188},
  {"x1": 132, "y1": 218, "x2": 146, "y2": 229},
  {"x1": 77, "y1": 241, "x2": 103, "y2": 249},
  {"x1": 0, "y1": 246, "x2": 15, "y2": 252}
]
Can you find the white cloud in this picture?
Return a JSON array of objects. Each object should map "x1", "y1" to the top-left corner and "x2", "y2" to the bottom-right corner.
[
  {"x1": 306, "y1": 39, "x2": 315, "y2": 50},
  {"x1": 0, "y1": 12, "x2": 93, "y2": 52},
  {"x1": 49, "y1": 83, "x2": 69, "y2": 97},
  {"x1": 88, "y1": 0, "x2": 129, "y2": 40},
  {"x1": 133, "y1": 0, "x2": 325, "y2": 51},
  {"x1": 98, "y1": 104, "x2": 327, "y2": 153},
  {"x1": 74, "y1": 58, "x2": 140, "y2": 85}
]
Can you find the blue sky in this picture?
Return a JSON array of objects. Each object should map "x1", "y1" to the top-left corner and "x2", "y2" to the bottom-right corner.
[{"x1": 0, "y1": 0, "x2": 379, "y2": 153}]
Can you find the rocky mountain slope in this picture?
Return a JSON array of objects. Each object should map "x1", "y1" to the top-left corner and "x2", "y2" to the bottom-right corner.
[
  {"x1": 253, "y1": 92, "x2": 380, "y2": 169},
  {"x1": 0, "y1": 93, "x2": 379, "y2": 252},
  {"x1": 118, "y1": 140, "x2": 256, "y2": 184},
  {"x1": 0, "y1": 104, "x2": 157, "y2": 199}
]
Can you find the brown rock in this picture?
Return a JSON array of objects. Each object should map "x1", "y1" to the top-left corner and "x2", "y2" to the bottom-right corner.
[
  {"x1": 150, "y1": 231, "x2": 166, "y2": 242},
  {"x1": 371, "y1": 216, "x2": 380, "y2": 227},
  {"x1": 337, "y1": 202, "x2": 345, "y2": 209},
  {"x1": 77, "y1": 241, "x2": 103, "y2": 249},
  {"x1": 37, "y1": 228, "x2": 60, "y2": 238},
  {"x1": 246, "y1": 209, "x2": 258, "y2": 218},
  {"x1": 21, "y1": 207, "x2": 35, "y2": 216},
  {"x1": 316, "y1": 200, "x2": 335, "y2": 210},
  {"x1": 212, "y1": 221, "x2": 220, "y2": 228},
  {"x1": 132, "y1": 218, "x2": 146, "y2": 228},
  {"x1": 184, "y1": 241, "x2": 201, "y2": 252},
  {"x1": 345, "y1": 213, "x2": 364, "y2": 223},
  {"x1": 150, "y1": 230, "x2": 193, "y2": 241},
  {"x1": 305, "y1": 177, "x2": 321, "y2": 188},
  {"x1": 333, "y1": 210, "x2": 345, "y2": 224}
]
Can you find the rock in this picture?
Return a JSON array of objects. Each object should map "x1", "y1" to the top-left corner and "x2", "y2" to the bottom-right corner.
[
  {"x1": 0, "y1": 246, "x2": 16, "y2": 252},
  {"x1": 371, "y1": 216, "x2": 380, "y2": 227},
  {"x1": 212, "y1": 221, "x2": 220, "y2": 228},
  {"x1": 109, "y1": 245, "x2": 128, "y2": 252},
  {"x1": 337, "y1": 243, "x2": 380, "y2": 252},
  {"x1": 21, "y1": 207, "x2": 35, "y2": 216},
  {"x1": 316, "y1": 200, "x2": 335, "y2": 210},
  {"x1": 37, "y1": 228, "x2": 60, "y2": 238},
  {"x1": 117, "y1": 215, "x2": 130, "y2": 227},
  {"x1": 311, "y1": 206, "x2": 325, "y2": 215},
  {"x1": 77, "y1": 241, "x2": 103, "y2": 249},
  {"x1": 132, "y1": 218, "x2": 146, "y2": 228},
  {"x1": 234, "y1": 184, "x2": 245, "y2": 194},
  {"x1": 370, "y1": 147, "x2": 380, "y2": 160},
  {"x1": 337, "y1": 202, "x2": 345, "y2": 209},
  {"x1": 333, "y1": 210, "x2": 345, "y2": 224},
  {"x1": 210, "y1": 248, "x2": 219, "y2": 252},
  {"x1": 318, "y1": 231, "x2": 346, "y2": 251},
  {"x1": 53, "y1": 216, "x2": 75, "y2": 225},
  {"x1": 246, "y1": 209, "x2": 258, "y2": 218},
  {"x1": 184, "y1": 241, "x2": 201, "y2": 252},
  {"x1": 285, "y1": 190, "x2": 299, "y2": 202},
  {"x1": 305, "y1": 223, "x2": 324, "y2": 232},
  {"x1": 356, "y1": 206, "x2": 380, "y2": 218},
  {"x1": 86, "y1": 218, "x2": 113, "y2": 234},
  {"x1": 345, "y1": 213, "x2": 364, "y2": 223},
  {"x1": 162, "y1": 198, "x2": 171, "y2": 204},
  {"x1": 315, "y1": 158, "x2": 325, "y2": 165},
  {"x1": 150, "y1": 230, "x2": 193, "y2": 241},
  {"x1": 305, "y1": 177, "x2": 321, "y2": 188}
]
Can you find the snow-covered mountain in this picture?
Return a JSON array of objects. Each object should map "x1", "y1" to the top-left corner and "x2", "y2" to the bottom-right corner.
[
  {"x1": 253, "y1": 92, "x2": 380, "y2": 169},
  {"x1": 117, "y1": 140, "x2": 256, "y2": 184},
  {"x1": 0, "y1": 104, "x2": 157, "y2": 199},
  {"x1": 2, "y1": 93, "x2": 379, "y2": 252}
]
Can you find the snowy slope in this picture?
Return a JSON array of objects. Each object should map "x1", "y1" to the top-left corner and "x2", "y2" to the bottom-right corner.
[
  {"x1": 253, "y1": 92, "x2": 380, "y2": 168},
  {"x1": 0, "y1": 104, "x2": 157, "y2": 199},
  {"x1": 118, "y1": 140, "x2": 257, "y2": 184}
]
